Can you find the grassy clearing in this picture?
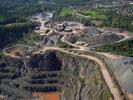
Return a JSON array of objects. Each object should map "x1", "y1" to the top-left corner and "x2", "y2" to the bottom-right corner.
[
  {"x1": 58, "y1": 8, "x2": 74, "y2": 17},
  {"x1": 77, "y1": 10, "x2": 107, "y2": 20},
  {"x1": 58, "y1": 8, "x2": 107, "y2": 21}
]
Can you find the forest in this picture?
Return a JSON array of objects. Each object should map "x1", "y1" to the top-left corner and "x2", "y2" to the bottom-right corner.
[
  {"x1": 0, "y1": 21, "x2": 39, "y2": 48},
  {"x1": 103, "y1": 11, "x2": 133, "y2": 32}
]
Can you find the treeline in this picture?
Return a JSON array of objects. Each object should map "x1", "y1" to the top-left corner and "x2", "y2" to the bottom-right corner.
[
  {"x1": 54, "y1": 7, "x2": 133, "y2": 32},
  {"x1": 0, "y1": 0, "x2": 56, "y2": 24},
  {"x1": 0, "y1": 4, "x2": 42, "y2": 24},
  {"x1": 0, "y1": 22, "x2": 39, "y2": 48},
  {"x1": 54, "y1": 0, "x2": 89, "y2": 6},
  {"x1": 0, "y1": 0, "x2": 57, "y2": 49},
  {"x1": 0, "y1": 0, "x2": 90, "y2": 24},
  {"x1": 95, "y1": 39, "x2": 133, "y2": 57},
  {"x1": 53, "y1": 7, "x2": 92, "y2": 26},
  {"x1": 102, "y1": 11, "x2": 133, "y2": 32}
]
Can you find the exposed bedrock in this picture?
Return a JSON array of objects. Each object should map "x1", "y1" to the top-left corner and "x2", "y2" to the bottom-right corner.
[
  {"x1": 54, "y1": 51, "x2": 111, "y2": 100},
  {"x1": 104, "y1": 57, "x2": 133, "y2": 94},
  {"x1": 29, "y1": 51, "x2": 61, "y2": 71},
  {"x1": 0, "y1": 51, "x2": 112, "y2": 100}
]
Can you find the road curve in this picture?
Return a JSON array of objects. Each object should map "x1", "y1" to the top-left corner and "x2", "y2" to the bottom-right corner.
[
  {"x1": 41, "y1": 47, "x2": 121, "y2": 100},
  {"x1": 3, "y1": 45, "x2": 122, "y2": 100},
  {"x1": 2, "y1": 30, "x2": 126, "y2": 100},
  {"x1": 61, "y1": 30, "x2": 133, "y2": 49}
]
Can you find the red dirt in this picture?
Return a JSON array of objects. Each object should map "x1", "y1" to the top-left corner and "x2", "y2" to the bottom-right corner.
[{"x1": 32, "y1": 92, "x2": 60, "y2": 100}]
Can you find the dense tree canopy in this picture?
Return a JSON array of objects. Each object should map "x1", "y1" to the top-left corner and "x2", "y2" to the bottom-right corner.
[
  {"x1": 95, "y1": 39, "x2": 133, "y2": 57},
  {"x1": 104, "y1": 11, "x2": 133, "y2": 32},
  {"x1": 0, "y1": 22, "x2": 39, "y2": 48}
]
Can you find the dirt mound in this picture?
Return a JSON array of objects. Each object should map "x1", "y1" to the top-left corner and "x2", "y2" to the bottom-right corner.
[{"x1": 66, "y1": 32, "x2": 124, "y2": 46}]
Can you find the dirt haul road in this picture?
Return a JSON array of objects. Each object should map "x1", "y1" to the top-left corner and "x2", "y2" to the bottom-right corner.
[{"x1": 41, "y1": 47, "x2": 121, "y2": 100}]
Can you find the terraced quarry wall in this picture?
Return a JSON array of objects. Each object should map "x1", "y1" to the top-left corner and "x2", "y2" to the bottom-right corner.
[
  {"x1": 0, "y1": 50, "x2": 112, "y2": 100},
  {"x1": 55, "y1": 51, "x2": 112, "y2": 100}
]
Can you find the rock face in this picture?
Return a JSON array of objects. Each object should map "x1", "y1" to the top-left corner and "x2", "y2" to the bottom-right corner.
[
  {"x1": 28, "y1": 51, "x2": 112, "y2": 100},
  {"x1": 0, "y1": 55, "x2": 31, "y2": 99},
  {"x1": 55, "y1": 51, "x2": 111, "y2": 100},
  {"x1": 3, "y1": 55, "x2": 24, "y2": 67},
  {"x1": 29, "y1": 51, "x2": 61, "y2": 71},
  {"x1": 105, "y1": 57, "x2": 133, "y2": 93},
  {"x1": 0, "y1": 51, "x2": 111, "y2": 99}
]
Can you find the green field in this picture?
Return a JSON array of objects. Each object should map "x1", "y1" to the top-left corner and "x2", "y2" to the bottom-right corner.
[
  {"x1": 56, "y1": 7, "x2": 133, "y2": 32},
  {"x1": 58, "y1": 8, "x2": 74, "y2": 17},
  {"x1": 77, "y1": 10, "x2": 107, "y2": 20},
  {"x1": 58, "y1": 8, "x2": 107, "y2": 21}
]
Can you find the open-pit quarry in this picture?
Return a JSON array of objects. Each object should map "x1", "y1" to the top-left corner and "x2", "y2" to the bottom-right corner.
[
  {"x1": 0, "y1": 11, "x2": 133, "y2": 100},
  {"x1": 0, "y1": 45, "x2": 113, "y2": 100}
]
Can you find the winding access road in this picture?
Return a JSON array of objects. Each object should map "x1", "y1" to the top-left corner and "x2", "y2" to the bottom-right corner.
[
  {"x1": 3, "y1": 18, "x2": 131, "y2": 100},
  {"x1": 42, "y1": 47, "x2": 121, "y2": 100},
  {"x1": 2, "y1": 37, "x2": 123, "y2": 100}
]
